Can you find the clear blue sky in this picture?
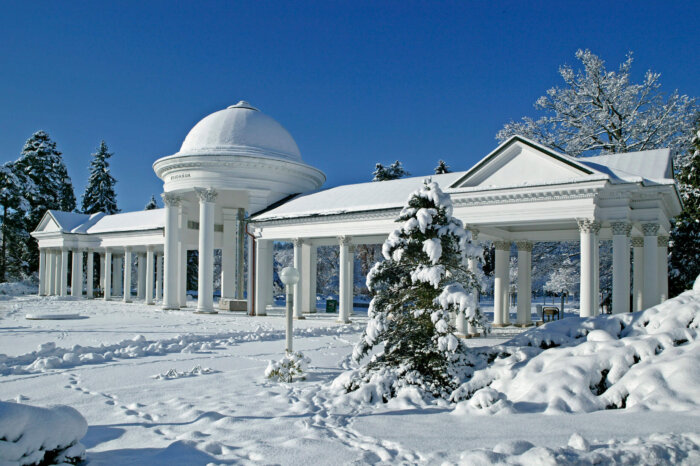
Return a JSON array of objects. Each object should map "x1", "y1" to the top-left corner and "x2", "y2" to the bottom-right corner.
[{"x1": 1, "y1": 1, "x2": 698, "y2": 212}]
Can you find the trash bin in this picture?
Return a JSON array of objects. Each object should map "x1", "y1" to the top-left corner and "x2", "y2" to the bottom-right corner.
[{"x1": 326, "y1": 299, "x2": 338, "y2": 313}]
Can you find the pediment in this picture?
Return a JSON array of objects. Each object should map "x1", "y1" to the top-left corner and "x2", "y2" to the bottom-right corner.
[
  {"x1": 34, "y1": 212, "x2": 62, "y2": 233},
  {"x1": 451, "y1": 137, "x2": 595, "y2": 189}
]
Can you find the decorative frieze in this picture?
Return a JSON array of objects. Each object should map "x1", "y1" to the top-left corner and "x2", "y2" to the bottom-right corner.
[
  {"x1": 195, "y1": 187, "x2": 218, "y2": 203},
  {"x1": 642, "y1": 223, "x2": 660, "y2": 237},
  {"x1": 161, "y1": 193, "x2": 181, "y2": 207},
  {"x1": 610, "y1": 221, "x2": 632, "y2": 237},
  {"x1": 515, "y1": 240, "x2": 533, "y2": 252},
  {"x1": 577, "y1": 219, "x2": 601, "y2": 233},
  {"x1": 493, "y1": 240, "x2": 510, "y2": 251},
  {"x1": 631, "y1": 237, "x2": 645, "y2": 248}
]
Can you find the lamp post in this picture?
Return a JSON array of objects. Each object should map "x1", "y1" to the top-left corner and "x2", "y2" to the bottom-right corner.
[{"x1": 280, "y1": 266, "x2": 300, "y2": 354}]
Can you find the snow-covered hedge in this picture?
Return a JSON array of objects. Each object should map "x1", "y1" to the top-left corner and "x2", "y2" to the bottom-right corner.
[
  {"x1": 0, "y1": 401, "x2": 87, "y2": 465},
  {"x1": 452, "y1": 286, "x2": 700, "y2": 414}
]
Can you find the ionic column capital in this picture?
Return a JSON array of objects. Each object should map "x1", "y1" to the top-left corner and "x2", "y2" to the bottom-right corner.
[
  {"x1": 493, "y1": 240, "x2": 510, "y2": 251},
  {"x1": 631, "y1": 237, "x2": 645, "y2": 248},
  {"x1": 161, "y1": 192, "x2": 182, "y2": 207},
  {"x1": 292, "y1": 238, "x2": 305, "y2": 248},
  {"x1": 338, "y1": 235, "x2": 352, "y2": 246},
  {"x1": 195, "y1": 187, "x2": 218, "y2": 203},
  {"x1": 642, "y1": 223, "x2": 660, "y2": 237},
  {"x1": 577, "y1": 219, "x2": 601, "y2": 233},
  {"x1": 515, "y1": 240, "x2": 534, "y2": 252},
  {"x1": 657, "y1": 235, "x2": 669, "y2": 247},
  {"x1": 610, "y1": 221, "x2": 633, "y2": 237}
]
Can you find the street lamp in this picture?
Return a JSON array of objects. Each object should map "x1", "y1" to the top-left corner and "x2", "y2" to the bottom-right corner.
[{"x1": 280, "y1": 267, "x2": 300, "y2": 353}]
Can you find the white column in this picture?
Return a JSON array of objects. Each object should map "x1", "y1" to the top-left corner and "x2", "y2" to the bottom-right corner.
[
  {"x1": 178, "y1": 204, "x2": 188, "y2": 308},
  {"x1": 254, "y1": 239, "x2": 271, "y2": 316},
  {"x1": 292, "y1": 238, "x2": 305, "y2": 319},
  {"x1": 123, "y1": 248, "x2": 132, "y2": 302},
  {"x1": 86, "y1": 251, "x2": 94, "y2": 298},
  {"x1": 593, "y1": 233, "x2": 600, "y2": 315},
  {"x1": 99, "y1": 253, "x2": 105, "y2": 296},
  {"x1": 54, "y1": 250, "x2": 62, "y2": 295},
  {"x1": 221, "y1": 208, "x2": 237, "y2": 300},
  {"x1": 103, "y1": 249, "x2": 112, "y2": 300},
  {"x1": 493, "y1": 241, "x2": 509, "y2": 326},
  {"x1": 162, "y1": 193, "x2": 181, "y2": 309},
  {"x1": 657, "y1": 235, "x2": 669, "y2": 303},
  {"x1": 246, "y1": 233, "x2": 253, "y2": 314},
  {"x1": 236, "y1": 209, "x2": 246, "y2": 300},
  {"x1": 46, "y1": 250, "x2": 55, "y2": 295},
  {"x1": 338, "y1": 236, "x2": 351, "y2": 323},
  {"x1": 307, "y1": 245, "x2": 317, "y2": 313},
  {"x1": 516, "y1": 241, "x2": 533, "y2": 326},
  {"x1": 134, "y1": 254, "x2": 143, "y2": 299},
  {"x1": 71, "y1": 250, "x2": 83, "y2": 297},
  {"x1": 642, "y1": 223, "x2": 659, "y2": 309},
  {"x1": 578, "y1": 219, "x2": 599, "y2": 318},
  {"x1": 146, "y1": 246, "x2": 154, "y2": 305},
  {"x1": 631, "y1": 237, "x2": 644, "y2": 312},
  {"x1": 196, "y1": 188, "x2": 217, "y2": 313},
  {"x1": 38, "y1": 249, "x2": 46, "y2": 296},
  {"x1": 346, "y1": 245, "x2": 355, "y2": 316},
  {"x1": 611, "y1": 222, "x2": 632, "y2": 314},
  {"x1": 113, "y1": 256, "x2": 123, "y2": 297},
  {"x1": 60, "y1": 248, "x2": 69, "y2": 297},
  {"x1": 155, "y1": 252, "x2": 163, "y2": 301}
]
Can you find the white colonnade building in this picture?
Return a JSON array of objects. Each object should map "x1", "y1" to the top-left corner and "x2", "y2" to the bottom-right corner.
[{"x1": 32, "y1": 103, "x2": 682, "y2": 326}]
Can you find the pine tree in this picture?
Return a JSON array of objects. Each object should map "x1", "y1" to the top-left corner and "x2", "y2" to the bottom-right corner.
[
  {"x1": 497, "y1": 49, "x2": 696, "y2": 165},
  {"x1": 13, "y1": 131, "x2": 76, "y2": 274},
  {"x1": 144, "y1": 195, "x2": 158, "y2": 210},
  {"x1": 345, "y1": 180, "x2": 482, "y2": 401},
  {"x1": 0, "y1": 163, "x2": 33, "y2": 281},
  {"x1": 434, "y1": 160, "x2": 450, "y2": 174},
  {"x1": 372, "y1": 160, "x2": 410, "y2": 181},
  {"x1": 82, "y1": 141, "x2": 119, "y2": 214},
  {"x1": 669, "y1": 119, "x2": 700, "y2": 296}
]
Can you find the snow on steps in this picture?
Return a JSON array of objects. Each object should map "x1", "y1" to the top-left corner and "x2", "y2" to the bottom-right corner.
[
  {"x1": 0, "y1": 401, "x2": 87, "y2": 465},
  {"x1": 453, "y1": 285, "x2": 700, "y2": 414}
]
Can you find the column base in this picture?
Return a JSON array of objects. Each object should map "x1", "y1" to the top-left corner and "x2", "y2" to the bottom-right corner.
[
  {"x1": 294, "y1": 316, "x2": 306, "y2": 320},
  {"x1": 469, "y1": 332, "x2": 481, "y2": 338},
  {"x1": 515, "y1": 323, "x2": 534, "y2": 328},
  {"x1": 123, "y1": 299, "x2": 132, "y2": 303},
  {"x1": 255, "y1": 313, "x2": 267, "y2": 317},
  {"x1": 337, "y1": 319, "x2": 351, "y2": 324},
  {"x1": 303, "y1": 309, "x2": 318, "y2": 314},
  {"x1": 194, "y1": 309, "x2": 218, "y2": 315},
  {"x1": 455, "y1": 333, "x2": 469, "y2": 339}
]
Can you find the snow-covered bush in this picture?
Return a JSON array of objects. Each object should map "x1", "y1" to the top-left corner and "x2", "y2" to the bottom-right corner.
[
  {"x1": 343, "y1": 180, "x2": 483, "y2": 401},
  {"x1": 265, "y1": 351, "x2": 309, "y2": 382},
  {"x1": 0, "y1": 401, "x2": 87, "y2": 465}
]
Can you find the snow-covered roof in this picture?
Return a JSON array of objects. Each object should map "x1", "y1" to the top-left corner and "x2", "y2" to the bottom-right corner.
[
  {"x1": 39, "y1": 209, "x2": 164, "y2": 234},
  {"x1": 579, "y1": 149, "x2": 673, "y2": 183},
  {"x1": 252, "y1": 172, "x2": 465, "y2": 221}
]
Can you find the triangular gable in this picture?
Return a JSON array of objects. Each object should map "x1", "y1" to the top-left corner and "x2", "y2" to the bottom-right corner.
[
  {"x1": 34, "y1": 211, "x2": 62, "y2": 233},
  {"x1": 450, "y1": 135, "x2": 598, "y2": 189}
]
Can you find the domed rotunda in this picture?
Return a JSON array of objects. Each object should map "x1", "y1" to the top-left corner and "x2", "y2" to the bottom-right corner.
[{"x1": 153, "y1": 102, "x2": 325, "y2": 312}]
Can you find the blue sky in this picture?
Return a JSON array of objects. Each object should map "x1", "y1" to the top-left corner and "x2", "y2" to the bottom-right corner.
[{"x1": 1, "y1": 1, "x2": 698, "y2": 212}]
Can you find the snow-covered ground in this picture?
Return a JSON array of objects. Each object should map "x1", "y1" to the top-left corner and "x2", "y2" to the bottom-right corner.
[{"x1": 0, "y1": 290, "x2": 698, "y2": 465}]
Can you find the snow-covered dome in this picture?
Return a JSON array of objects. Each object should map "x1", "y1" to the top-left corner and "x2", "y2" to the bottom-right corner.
[{"x1": 176, "y1": 101, "x2": 302, "y2": 162}]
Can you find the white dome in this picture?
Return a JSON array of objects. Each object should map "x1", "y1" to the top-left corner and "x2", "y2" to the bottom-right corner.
[{"x1": 177, "y1": 101, "x2": 302, "y2": 161}]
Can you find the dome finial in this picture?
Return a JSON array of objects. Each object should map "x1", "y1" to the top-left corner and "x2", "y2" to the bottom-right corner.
[{"x1": 228, "y1": 101, "x2": 259, "y2": 111}]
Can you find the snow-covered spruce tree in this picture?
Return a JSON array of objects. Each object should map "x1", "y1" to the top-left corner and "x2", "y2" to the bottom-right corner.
[
  {"x1": 372, "y1": 160, "x2": 410, "y2": 181},
  {"x1": 497, "y1": 49, "x2": 697, "y2": 165},
  {"x1": 82, "y1": 141, "x2": 119, "y2": 214},
  {"x1": 144, "y1": 195, "x2": 158, "y2": 210},
  {"x1": 669, "y1": 119, "x2": 700, "y2": 296},
  {"x1": 13, "y1": 131, "x2": 76, "y2": 273},
  {"x1": 345, "y1": 180, "x2": 482, "y2": 401},
  {"x1": 0, "y1": 163, "x2": 33, "y2": 281},
  {"x1": 434, "y1": 160, "x2": 450, "y2": 174}
]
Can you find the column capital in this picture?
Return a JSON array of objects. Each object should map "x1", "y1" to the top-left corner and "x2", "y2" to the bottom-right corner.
[
  {"x1": 493, "y1": 240, "x2": 510, "y2": 251},
  {"x1": 161, "y1": 192, "x2": 182, "y2": 207},
  {"x1": 657, "y1": 235, "x2": 669, "y2": 247},
  {"x1": 195, "y1": 187, "x2": 218, "y2": 203},
  {"x1": 515, "y1": 240, "x2": 533, "y2": 252},
  {"x1": 147, "y1": 245, "x2": 155, "y2": 252},
  {"x1": 642, "y1": 223, "x2": 660, "y2": 237},
  {"x1": 467, "y1": 227, "x2": 479, "y2": 241},
  {"x1": 292, "y1": 238, "x2": 305, "y2": 247},
  {"x1": 124, "y1": 246, "x2": 133, "y2": 252},
  {"x1": 577, "y1": 219, "x2": 601, "y2": 233},
  {"x1": 610, "y1": 221, "x2": 633, "y2": 237},
  {"x1": 338, "y1": 235, "x2": 352, "y2": 246},
  {"x1": 631, "y1": 237, "x2": 645, "y2": 248}
]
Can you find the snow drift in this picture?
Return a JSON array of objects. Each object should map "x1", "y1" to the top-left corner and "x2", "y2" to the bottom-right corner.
[
  {"x1": 453, "y1": 285, "x2": 700, "y2": 414},
  {"x1": 0, "y1": 401, "x2": 87, "y2": 465}
]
